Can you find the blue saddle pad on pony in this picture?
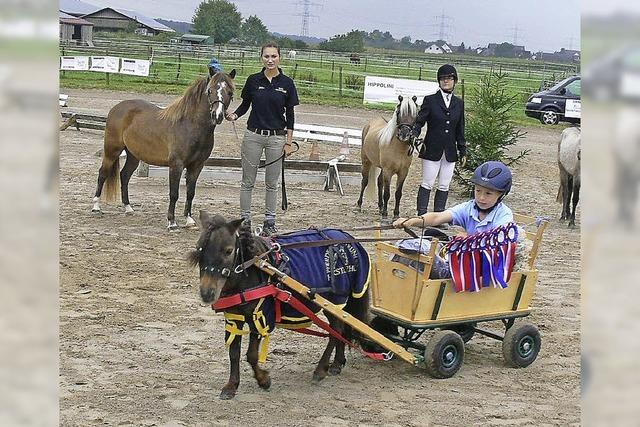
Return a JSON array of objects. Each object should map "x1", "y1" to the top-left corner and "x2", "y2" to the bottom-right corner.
[{"x1": 263, "y1": 228, "x2": 371, "y2": 328}]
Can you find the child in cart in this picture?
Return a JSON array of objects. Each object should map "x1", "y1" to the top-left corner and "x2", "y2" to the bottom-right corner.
[{"x1": 392, "y1": 161, "x2": 517, "y2": 279}]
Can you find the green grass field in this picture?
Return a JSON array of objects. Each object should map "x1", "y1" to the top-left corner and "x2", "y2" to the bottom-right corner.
[{"x1": 60, "y1": 39, "x2": 577, "y2": 127}]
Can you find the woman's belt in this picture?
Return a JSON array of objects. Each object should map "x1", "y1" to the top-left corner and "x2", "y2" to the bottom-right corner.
[{"x1": 248, "y1": 127, "x2": 287, "y2": 136}]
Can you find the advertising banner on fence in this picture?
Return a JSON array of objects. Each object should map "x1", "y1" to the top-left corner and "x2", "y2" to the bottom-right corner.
[
  {"x1": 120, "y1": 58, "x2": 150, "y2": 77},
  {"x1": 90, "y1": 56, "x2": 120, "y2": 73},
  {"x1": 363, "y1": 76, "x2": 439, "y2": 105},
  {"x1": 60, "y1": 56, "x2": 89, "y2": 71},
  {"x1": 565, "y1": 99, "x2": 581, "y2": 119}
]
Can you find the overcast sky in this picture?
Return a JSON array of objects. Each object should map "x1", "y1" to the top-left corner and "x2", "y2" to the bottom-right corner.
[{"x1": 84, "y1": 0, "x2": 580, "y2": 52}]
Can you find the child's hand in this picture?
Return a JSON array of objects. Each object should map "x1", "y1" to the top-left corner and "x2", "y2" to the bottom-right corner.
[{"x1": 393, "y1": 217, "x2": 408, "y2": 228}]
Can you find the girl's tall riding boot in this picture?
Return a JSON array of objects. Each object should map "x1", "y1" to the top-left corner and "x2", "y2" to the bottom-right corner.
[
  {"x1": 417, "y1": 186, "x2": 431, "y2": 216},
  {"x1": 433, "y1": 190, "x2": 449, "y2": 212}
]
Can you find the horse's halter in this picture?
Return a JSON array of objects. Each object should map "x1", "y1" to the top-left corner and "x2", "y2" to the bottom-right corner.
[
  {"x1": 197, "y1": 226, "x2": 246, "y2": 280},
  {"x1": 206, "y1": 77, "x2": 233, "y2": 125}
]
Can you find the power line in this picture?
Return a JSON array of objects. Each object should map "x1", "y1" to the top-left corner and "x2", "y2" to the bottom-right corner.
[
  {"x1": 294, "y1": 0, "x2": 321, "y2": 37},
  {"x1": 431, "y1": 11, "x2": 453, "y2": 41}
]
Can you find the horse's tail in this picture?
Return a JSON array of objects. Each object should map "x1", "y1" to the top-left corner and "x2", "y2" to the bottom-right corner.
[
  {"x1": 343, "y1": 287, "x2": 371, "y2": 344},
  {"x1": 103, "y1": 155, "x2": 121, "y2": 203},
  {"x1": 365, "y1": 166, "x2": 380, "y2": 201},
  {"x1": 556, "y1": 183, "x2": 563, "y2": 203}
]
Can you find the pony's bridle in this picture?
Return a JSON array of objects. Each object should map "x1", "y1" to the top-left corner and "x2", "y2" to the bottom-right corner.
[
  {"x1": 206, "y1": 78, "x2": 233, "y2": 125},
  {"x1": 394, "y1": 102, "x2": 417, "y2": 147}
]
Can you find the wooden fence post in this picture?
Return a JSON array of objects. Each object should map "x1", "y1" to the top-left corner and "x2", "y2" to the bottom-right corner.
[
  {"x1": 419, "y1": 65, "x2": 422, "y2": 80},
  {"x1": 461, "y1": 78, "x2": 465, "y2": 103},
  {"x1": 331, "y1": 60, "x2": 335, "y2": 83},
  {"x1": 364, "y1": 57, "x2": 367, "y2": 72},
  {"x1": 292, "y1": 63, "x2": 298, "y2": 80},
  {"x1": 176, "y1": 53, "x2": 181, "y2": 80},
  {"x1": 241, "y1": 52, "x2": 244, "y2": 74},
  {"x1": 339, "y1": 66, "x2": 343, "y2": 97},
  {"x1": 105, "y1": 48, "x2": 110, "y2": 86}
]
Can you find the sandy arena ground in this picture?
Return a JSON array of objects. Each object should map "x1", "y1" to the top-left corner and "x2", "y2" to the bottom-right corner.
[{"x1": 59, "y1": 88, "x2": 580, "y2": 426}]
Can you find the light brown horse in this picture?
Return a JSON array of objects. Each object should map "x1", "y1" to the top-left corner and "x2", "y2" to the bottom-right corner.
[
  {"x1": 357, "y1": 95, "x2": 418, "y2": 218},
  {"x1": 92, "y1": 69, "x2": 236, "y2": 230}
]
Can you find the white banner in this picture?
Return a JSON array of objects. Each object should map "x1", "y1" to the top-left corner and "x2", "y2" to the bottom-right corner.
[
  {"x1": 565, "y1": 99, "x2": 581, "y2": 119},
  {"x1": 363, "y1": 76, "x2": 439, "y2": 105},
  {"x1": 60, "y1": 56, "x2": 89, "y2": 71},
  {"x1": 90, "y1": 56, "x2": 120, "y2": 73},
  {"x1": 621, "y1": 72, "x2": 640, "y2": 98},
  {"x1": 120, "y1": 58, "x2": 150, "y2": 76}
]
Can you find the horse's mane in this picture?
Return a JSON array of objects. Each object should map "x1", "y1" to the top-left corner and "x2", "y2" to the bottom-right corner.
[
  {"x1": 377, "y1": 97, "x2": 417, "y2": 146},
  {"x1": 160, "y1": 73, "x2": 235, "y2": 124}
]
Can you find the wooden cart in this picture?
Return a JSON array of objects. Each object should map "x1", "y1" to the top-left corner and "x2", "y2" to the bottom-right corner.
[{"x1": 369, "y1": 213, "x2": 548, "y2": 377}]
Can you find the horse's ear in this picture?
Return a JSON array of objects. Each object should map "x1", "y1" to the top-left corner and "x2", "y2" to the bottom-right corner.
[
  {"x1": 199, "y1": 210, "x2": 213, "y2": 227},
  {"x1": 229, "y1": 69, "x2": 236, "y2": 79},
  {"x1": 208, "y1": 67, "x2": 215, "y2": 77},
  {"x1": 412, "y1": 95, "x2": 417, "y2": 102},
  {"x1": 397, "y1": 94, "x2": 403, "y2": 102},
  {"x1": 226, "y1": 218, "x2": 244, "y2": 234}
]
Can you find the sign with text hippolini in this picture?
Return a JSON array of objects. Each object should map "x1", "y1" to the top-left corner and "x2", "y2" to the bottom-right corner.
[{"x1": 363, "y1": 76, "x2": 439, "y2": 105}]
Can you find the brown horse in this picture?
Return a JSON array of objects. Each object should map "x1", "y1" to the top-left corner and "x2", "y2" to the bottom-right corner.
[
  {"x1": 357, "y1": 94, "x2": 418, "y2": 218},
  {"x1": 91, "y1": 69, "x2": 236, "y2": 230}
]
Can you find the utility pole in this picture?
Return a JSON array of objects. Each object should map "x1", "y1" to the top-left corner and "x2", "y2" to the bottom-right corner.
[
  {"x1": 431, "y1": 10, "x2": 453, "y2": 42},
  {"x1": 295, "y1": 0, "x2": 320, "y2": 37}
]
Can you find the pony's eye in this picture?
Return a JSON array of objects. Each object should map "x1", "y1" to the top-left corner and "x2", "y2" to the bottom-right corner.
[{"x1": 225, "y1": 247, "x2": 234, "y2": 256}]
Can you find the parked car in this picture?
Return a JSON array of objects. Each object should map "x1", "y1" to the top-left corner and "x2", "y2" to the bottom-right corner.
[
  {"x1": 525, "y1": 75, "x2": 581, "y2": 125},
  {"x1": 583, "y1": 45, "x2": 640, "y2": 101}
]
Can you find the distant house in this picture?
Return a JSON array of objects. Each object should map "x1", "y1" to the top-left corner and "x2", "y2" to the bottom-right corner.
[
  {"x1": 424, "y1": 40, "x2": 452, "y2": 54},
  {"x1": 534, "y1": 48, "x2": 580, "y2": 63},
  {"x1": 81, "y1": 7, "x2": 174, "y2": 36},
  {"x1": 59, "y1": 11, "x2": 94, "y2": 45},
  {"x1": 178, "y1": 34, "x2": 214, "y2": 45}
]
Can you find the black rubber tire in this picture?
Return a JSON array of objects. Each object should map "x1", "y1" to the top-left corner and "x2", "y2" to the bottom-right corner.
[
  {"x1": 502, "y1": 323, "x2": 541, "y2": 368},
  {"x1": 445, "y1": 323, "x2": 476, "y2": 343},
  {"x1": 424, "y1": 330, "x2": 465, "y2": 378},
  {"x1": 540, "y1": 108, "x2": 560, "y2": 125}
]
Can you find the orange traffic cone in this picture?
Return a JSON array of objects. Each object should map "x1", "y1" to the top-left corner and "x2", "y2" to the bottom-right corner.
[
  {"x1": 309, "y1": 141, "x2": 320, "y2": 161},
  {"x1": 339, "y1": 131, "x2": 350, "y2": 158}
]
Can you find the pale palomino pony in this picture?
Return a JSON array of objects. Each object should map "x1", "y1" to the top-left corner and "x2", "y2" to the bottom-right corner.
[
  {"x1": 357, "y1": 95, "x2": 419, "y2": 218},
  {"x1": 557, "y1": 126, "x2": 581, "y2": 227}
]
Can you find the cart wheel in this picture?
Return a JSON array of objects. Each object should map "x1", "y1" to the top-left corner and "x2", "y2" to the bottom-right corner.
[
  {"x1": 445, "y1": 323, "x2": 476, "y2": 343},
  {"x1": 502, "y1": 323, "x2": 541, "y2": 368},
  {"x1": 424, "y1": 331, "x2": 464, "y2": 379}
]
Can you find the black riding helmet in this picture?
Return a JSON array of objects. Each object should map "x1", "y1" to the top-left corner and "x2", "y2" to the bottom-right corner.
[{"x1": 437, "y1": 64, "x2": 458, "y2": 82}]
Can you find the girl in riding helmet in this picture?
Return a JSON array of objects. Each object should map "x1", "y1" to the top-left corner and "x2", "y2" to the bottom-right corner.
[{"x1": 393, "y1": 160, "x2": 513, "y2": 235}]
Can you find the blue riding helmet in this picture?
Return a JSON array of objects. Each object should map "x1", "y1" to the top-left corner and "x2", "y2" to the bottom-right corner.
[
  {"x1": 471, "y1": 161, "x2": 512, "y2": 195},
  {"x1": 207, "y1": 57, "x2": 224, "y2": 75}
]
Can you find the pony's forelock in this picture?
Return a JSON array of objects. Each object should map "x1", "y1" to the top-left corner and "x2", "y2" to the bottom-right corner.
[{"x1": 377, "y1": 97, "x2": 417, "y2": 146}]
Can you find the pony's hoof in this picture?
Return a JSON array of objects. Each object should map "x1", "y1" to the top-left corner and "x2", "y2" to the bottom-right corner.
[
  {"x1": 312, "y1": 371, "x2": 327, "y2": 384},
  {"x1": 219, "y1": 389, "x2": 236, "y2": 400},
  {"x1": 258, "y1": 376, "x2": 271, "y2": 390},
  {"x1": 91, "y1": 208, "x2": 102, "y2": 214},
  {"x1": 328, "y1": 364, "x2": 343, "y2": 376}
]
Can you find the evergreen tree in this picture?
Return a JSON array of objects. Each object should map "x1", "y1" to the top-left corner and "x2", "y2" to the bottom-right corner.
[{"x1": 459, "y1": 71, "x2": 528, "y2": 186}]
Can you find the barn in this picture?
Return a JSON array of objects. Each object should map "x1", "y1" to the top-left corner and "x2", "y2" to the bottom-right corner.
[
  {"x1": 80, "y1": 7, "x2": 174, "y2": 36},
  {"x1": 59, "y1": 11, "x2": 94, "y2": 45}
]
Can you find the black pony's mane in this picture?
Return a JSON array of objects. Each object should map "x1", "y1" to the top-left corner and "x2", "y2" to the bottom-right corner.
[{"x1": 188, "y1": 219, "x2": 269, "y2": 268}]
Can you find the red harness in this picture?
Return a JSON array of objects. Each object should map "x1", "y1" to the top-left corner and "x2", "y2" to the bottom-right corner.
[{"x1": 212, "y1": 284, "x2": 386, "y2": 361}]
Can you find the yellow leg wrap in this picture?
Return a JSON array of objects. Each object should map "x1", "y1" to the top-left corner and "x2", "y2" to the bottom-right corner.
[
  {"x1": 224, "y1": 313, "x2": 248, "y2": 348},
  {"x1": 253, "y1": 299, "x2": 271, "y2": 363}
]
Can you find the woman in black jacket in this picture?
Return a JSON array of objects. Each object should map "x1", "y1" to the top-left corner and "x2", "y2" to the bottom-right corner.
[{"x1": 411, "y1": 64, "x2": 467, "y2": 215}]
